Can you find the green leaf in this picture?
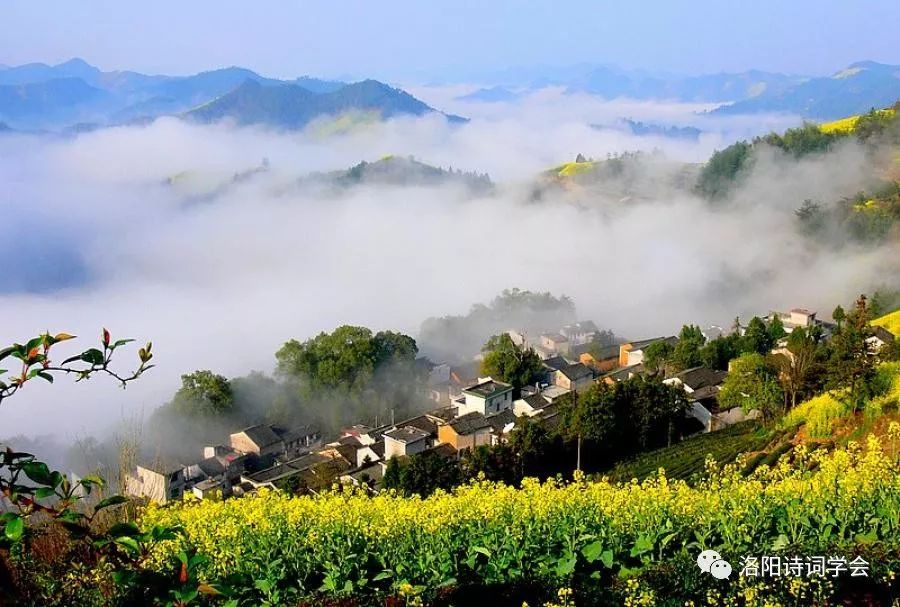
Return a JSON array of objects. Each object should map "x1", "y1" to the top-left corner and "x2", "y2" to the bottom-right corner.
[
  {"x1": 555, "y1": 552, "x2": 577, "y2": 577},
  {"x1": 34, "y1": 487, "x2": 57, "y2": 499},
  {"x1": 372, "y1": 570, "x2": 393, "y2": 581},
  {"x1": 36, "y1": 371, "x2": 53, "y2": 384},
  {"x1": 111, "y1": 339, "x2": 135, "y2": 349},
  {"x1": 4, "y1": 516, "x2": 24, "y2": 541},
  {"x1": 600, "y1": 549, "x2": 614, "y2": 569},
  {"x1": 95, "y1": 495, "x2": 128, "y2": 511},
  {"x1": 80, "y1": 474, "x2": 105, "y2": 489},
  {"x1": 0, "y1": 346, "x2": 15, "y2": 363},
  {"x1": 108, "y1": 522, "x2": 141, "y2": 538},
  {"x1": 80, "y1": 349, "x2": 105, "y2": 366},
  {"x1": 49, "y1": 471, "x2": 63, "y2": 488},
  {"x1": 25, "y1": 337, "x2": 44, "y2": 353},
  {"x1": 114, "y1": 536, "x2": 140, "y2": 554},
  {"x1": 58, "y1": 510, "x2": 87, "y2": 524},
  {"x1": 855, "y1": 530, "x2": 878, "y2": 544},
  {"x1": 581, "y1": 540, "x2": 604, "y2": 562},
  {"x1": 22, "y1": 461, "x2": 53, "y2": 485},
  {"x1": 472, "y1": 546, "x2": 492, "y2": 558},
  {"x1": 629, "y1": 535, "x2": 654, "y2": 557}
]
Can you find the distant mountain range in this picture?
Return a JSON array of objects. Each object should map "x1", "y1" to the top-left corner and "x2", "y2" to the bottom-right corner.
[
  {"x1": 455, "y1": 61, "x2": 900, "y2": 120},
  {"x1": 455, "y1": 86, "x2": 520, "y2": 103},
  {"x1": 712, "y1": 61, "x2": 900, "y2": 119},
  {"x1": 567, "y1": 66, "x2": 801, "y2": 103},
  {"x1": 0, "y1": 58, "x2": 462, "y2": 130},
  {"x1": 2, "y1": 58, "x2": 898, "y2": 129}
]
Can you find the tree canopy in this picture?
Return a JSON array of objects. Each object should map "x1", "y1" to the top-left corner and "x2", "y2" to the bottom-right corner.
[
  {"x1": 480, "y1": 333, "x2": 544, "y2": 394},
  {"x1": 170, "y1": 370, "x2": 233, "y2": 417},
  {"x1": 718, "y1": 352, "x2": 784, "y2": 423}
]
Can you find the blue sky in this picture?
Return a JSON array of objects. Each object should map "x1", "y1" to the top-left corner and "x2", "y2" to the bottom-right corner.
[{"x1": 2, "y1": 0, "x2": 898, "y2": 81}]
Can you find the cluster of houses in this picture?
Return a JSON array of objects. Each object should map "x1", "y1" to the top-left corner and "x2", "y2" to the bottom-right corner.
[{"x1": 126, "y1": 309, "x2": 896, "y2": 503}]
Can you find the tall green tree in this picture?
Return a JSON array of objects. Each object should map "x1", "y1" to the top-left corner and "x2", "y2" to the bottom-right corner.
[
  {"x1": 170, "y1": 370, "x2": 233, "y2": 417},
  {"x1": 480, "y1": 333, "x2": 544, "y2": 394},
  {"x1": 832, "y1": 305, "x2": 846, "y2": 329},
  {"x1": 826, "y1": 295, "x2": 877, "y2": 410},
  {"x1": 772, "y1": 327, "x2": 821, "y2": 409},
  {"x1": 672, "y1": 325, "x2": 706, "y2": 372},
  {"x1": 643, "y1": 340, "x2": 674, "y2": 375},
  {"x1": 718, "y1": 353, "x2": 784, "y2": 423},
  {"x1": 768, "y1": 315, "x2": 787, "y2": 342},
  {"x1": 275, "y1": 325, "x2": 424, "y2": 430},
  {"x1": 699, "y1": 334, "x2": 740, "y2": 370},
  {"x1": 742, "y1": 316, "x2": 773, "y2": 355}
]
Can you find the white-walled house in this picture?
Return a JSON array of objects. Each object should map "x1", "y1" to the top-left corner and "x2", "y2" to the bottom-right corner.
[
  {"x1": 456, "y1": 379, "x2": 514, "y2": 417},
  {"x1": 384, "y1": 426, "x2": 432, "y2": 459}
]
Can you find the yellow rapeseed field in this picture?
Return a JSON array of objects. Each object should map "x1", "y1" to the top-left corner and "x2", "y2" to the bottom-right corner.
[
  {"x1": 141, "y1": 431, "x2": 900, "y2": 598},
  {"x1": 874, "y1": 308, "x2": 900, "y2": 336}
]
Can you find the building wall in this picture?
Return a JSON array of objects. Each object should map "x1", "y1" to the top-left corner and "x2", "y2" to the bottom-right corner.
[
  {"x1": 626, "y1": 349, "x2": 645, "y2": 366},
  {"x1": 459, "y1": 391, "x2": 511, "y2": 416},
  {"x1": 438, "y1": 425, "x2": 458, "y2": 448},
  {"x1": 580, "y1": 353, "x2": 618, "y2": 373},
  {"x1": 384, "y1": 436, "x2": 430, "y2": 459},
  {"x1": 384, "y1": 436, "x2": 405, "y2": 460},
  {"x1": 126, "y1": 466, "x2": 184, "y2": 504},
  {"x1": 618, "y1": 343, "x2": 634, "y2": 367},
  {"x1": 485, "y1": 391, "x2": 512, "y2": 414},
  {"x1": 457, "y1": 393, "x2": 486, "y2": 416},
  {"x1": 513, "y1": 399, "x2": 543, "y2": 417},
  {"x1": 405, "y1": 437, "x2": 430, "y2": 457},
  {"x1": 540, "y1": 335, "x2": 570, "y2": 354},
  {"x1": 439, "y1": 426, "x2": 491, "y2": 451},
  {"x1": 230, "y1": 432, "x2": 282, "y2": 457},
  {"x1": 554, "y1": 371, "x2": 592, "y2": 393}
]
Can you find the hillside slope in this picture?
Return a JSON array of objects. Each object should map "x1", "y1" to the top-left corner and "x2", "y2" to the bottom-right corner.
[{"x1": 185, "y1": 79, "x2": 466, "y2": 128}]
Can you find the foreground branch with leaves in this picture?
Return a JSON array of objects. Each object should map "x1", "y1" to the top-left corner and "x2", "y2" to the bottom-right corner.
[{"x1": 0, "y1": 330, "x2": 231, "y2": 606}]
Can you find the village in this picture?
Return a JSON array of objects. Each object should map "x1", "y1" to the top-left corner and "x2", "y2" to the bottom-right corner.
[{"x1": 124, "y1": 307, "x2": 897, "y2": 504}]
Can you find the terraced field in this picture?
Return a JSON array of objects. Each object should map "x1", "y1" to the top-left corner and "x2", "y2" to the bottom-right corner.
[{"x1": 605, "y1": 421, "x2": 775, "y2": 483}]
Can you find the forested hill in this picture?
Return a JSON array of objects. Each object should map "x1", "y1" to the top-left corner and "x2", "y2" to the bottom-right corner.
[
  {"x1": 695, "y1": 104, "x2": 900, "y2": 245},
  {"x1": 185, "y1": 79, "x2": 466, "y2": 129},
  {"x1": 310, "y1": 155, "x2": 492, "y2": 192}
]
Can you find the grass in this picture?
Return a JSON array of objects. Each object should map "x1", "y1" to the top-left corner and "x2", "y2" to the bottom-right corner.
[{"x1": 605, "y1": 421, "x2": 772, "y2": 483}]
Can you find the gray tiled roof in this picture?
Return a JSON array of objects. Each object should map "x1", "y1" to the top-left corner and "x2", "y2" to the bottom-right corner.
[
  {"x1": 448, "y1": 412, "x2": 493, "y2": 434},
  {"x1": 463, "y1": 379, "x2": 513, "y2": 398},
  {"x1": 384, "y1": 426, "x2": 431, "y2": 444},
  {"x1": 238, "y1": 425, "x2": 281, "y2": 449}
]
